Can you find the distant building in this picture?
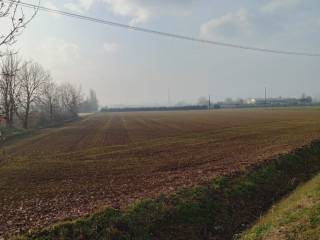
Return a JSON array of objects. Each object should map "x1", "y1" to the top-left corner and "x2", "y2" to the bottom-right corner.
[
  {"x1": 253, "y1": 97, "x2": 312, "y2": 106},
  {"x1": 244, "y1": 98, "x2": 256, "y2": 105},
  {"x1": 215, "y1": 96, "x2": 313, "y2": 109}
]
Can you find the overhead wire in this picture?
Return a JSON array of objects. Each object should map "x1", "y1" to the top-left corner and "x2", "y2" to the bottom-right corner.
[{"x1": 4, "y1": 0, "x2": 320, "y2": 57}]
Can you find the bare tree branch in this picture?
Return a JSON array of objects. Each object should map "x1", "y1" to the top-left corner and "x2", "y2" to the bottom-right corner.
[
  {"x1": 0, "y1": 50, "x2": 20, "y2": 127},
  {"x1": 16, "y1": 60, "x2": 47, "y2": 128},
  {"x1": 0, "y1": 0, "x2": 39, "y2": 55}
]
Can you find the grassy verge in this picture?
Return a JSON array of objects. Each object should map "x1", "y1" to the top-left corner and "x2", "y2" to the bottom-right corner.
[
  {"x1": 0, "y1": 117, "x2": 83, "y2": 149},
  {"x1": 17, "y1": 140, "x2": 320, "y2": 240},
  {"x1": 0, "y1": 127, "x2": 32, "y2": 147},
  {"x1": 240, "y1": 174, "x2": 320, "y2": 240}
]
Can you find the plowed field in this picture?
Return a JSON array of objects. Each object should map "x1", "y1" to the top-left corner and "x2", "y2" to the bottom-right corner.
[{"x1": 1, "y1": 108, "x2": 320, "y2": 237}]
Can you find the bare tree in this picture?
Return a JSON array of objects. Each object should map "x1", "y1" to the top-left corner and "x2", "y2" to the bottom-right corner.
[
  {"x1": 80, "y1": 89, "x2": 99, "y2": 113},
  {"x1": 58, "y1": 83, "x2": 82, "y2": 119},
  {"x1": 0, "y1": 51, "x2": 20, "y2": 127},
  {"x1": 0, "y1": 52, "x2": 86, "y2": 129},
  {"x1": 41, "y1": 76, "x2": 59, "y2": 123},
  {"x1": 0, "y1": 0, "x2": 39, "y2": 54},
  {"x1": 16, "y1": 61, "x2": 47, "y2": 128}
]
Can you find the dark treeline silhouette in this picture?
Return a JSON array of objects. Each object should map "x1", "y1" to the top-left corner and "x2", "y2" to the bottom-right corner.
[
  {"x1": 101, "y1": 95, "x2": 315, "y2": 113},
  {"x1": 101, "y1": 105, "x2": 209, "y2": 113}
]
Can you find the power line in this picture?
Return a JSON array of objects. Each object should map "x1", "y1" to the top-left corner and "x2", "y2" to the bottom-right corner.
[{"x1": 6, "y1": 0, "x2": 320, "y2": 57}]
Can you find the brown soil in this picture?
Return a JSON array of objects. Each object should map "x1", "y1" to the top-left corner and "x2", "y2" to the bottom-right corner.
[{"x1": 1, "y1": 109, "x2": 320, "y2": 237}]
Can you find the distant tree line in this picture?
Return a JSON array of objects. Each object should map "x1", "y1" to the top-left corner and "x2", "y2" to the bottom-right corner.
[
  {"x1": 0, "y1": 1, "x2": 100, "y2": 134},
  {"x1": 79, "y1": 89, "x2": 99, "y2": 113},
  {"x1": 0, "y1": 52, "x2": 98, "y2": 130},
  {"x1": 101, "y1": 105, "x2": 207, "y2": 113}
]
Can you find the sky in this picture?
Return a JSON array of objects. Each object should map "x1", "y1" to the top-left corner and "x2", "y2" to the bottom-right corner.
[{"x1": 2, "y1": 0, "x2": 320, "y2": 106}]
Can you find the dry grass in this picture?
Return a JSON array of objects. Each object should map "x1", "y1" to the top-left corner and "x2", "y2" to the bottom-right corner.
[{"x1": 241, "y1": 173, "x2": 320, "y2": 240}]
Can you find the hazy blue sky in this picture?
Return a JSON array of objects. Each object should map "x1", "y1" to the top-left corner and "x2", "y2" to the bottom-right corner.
[{"x1": 5, "y1": 0, "x2": 320, "y2": 106}]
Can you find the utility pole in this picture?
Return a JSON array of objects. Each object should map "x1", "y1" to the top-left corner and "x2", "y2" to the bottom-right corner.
[
  {"x1": 167, "y1": 88, "x2": 171, "y2": 108},
  {"x1": 264, "y1": 87, "x2": 267, "y2": 107}
]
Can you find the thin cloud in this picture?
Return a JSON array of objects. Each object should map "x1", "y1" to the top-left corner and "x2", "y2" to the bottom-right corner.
[
  {"x1": 43, "y1": 0, "x2": 58, "y2": 11},
  {"x1": 63, "y1": 0, "x2": 195, "y2": 25},
  {"x1": 261, "y1": 0, "x2": 302, "y2": 13},
  {"x1": 36, "y1": 38, "x2": 81, "y2": 69},
  {"x1": 64, "y1": 3, "x2": 85, "y2": 13},
  {"x1": 104, "y1": 0, "x2": 151, "y2": 25},
  {"x1": 200, "y1": 8, "x2": 252, "y2": 39},
  {"x1": 64, "y1": 0, "x2": 94, "y2": 13},
  {"x1": 103, "y1": 42, "x2": 118, "y2": 53}
]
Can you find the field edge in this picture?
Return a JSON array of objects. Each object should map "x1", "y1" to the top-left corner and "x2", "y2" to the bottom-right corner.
[
  {"x1": 14, "y1": 139, "x2": 320, "y2": 240},
  {"x1": 240, "y1": 172, "x2": 320, "y2": 240}
]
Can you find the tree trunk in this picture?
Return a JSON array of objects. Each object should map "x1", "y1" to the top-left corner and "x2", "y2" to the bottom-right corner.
[
  {"x1": 8, "y1": 104, "x2": 14, "y2": 128},
  {"x1": 49, "y1": 102, "x2": 53, "y2": 123},
  {"x1": 23, "y1": 104, "x2": 30, "y2": 129}
]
